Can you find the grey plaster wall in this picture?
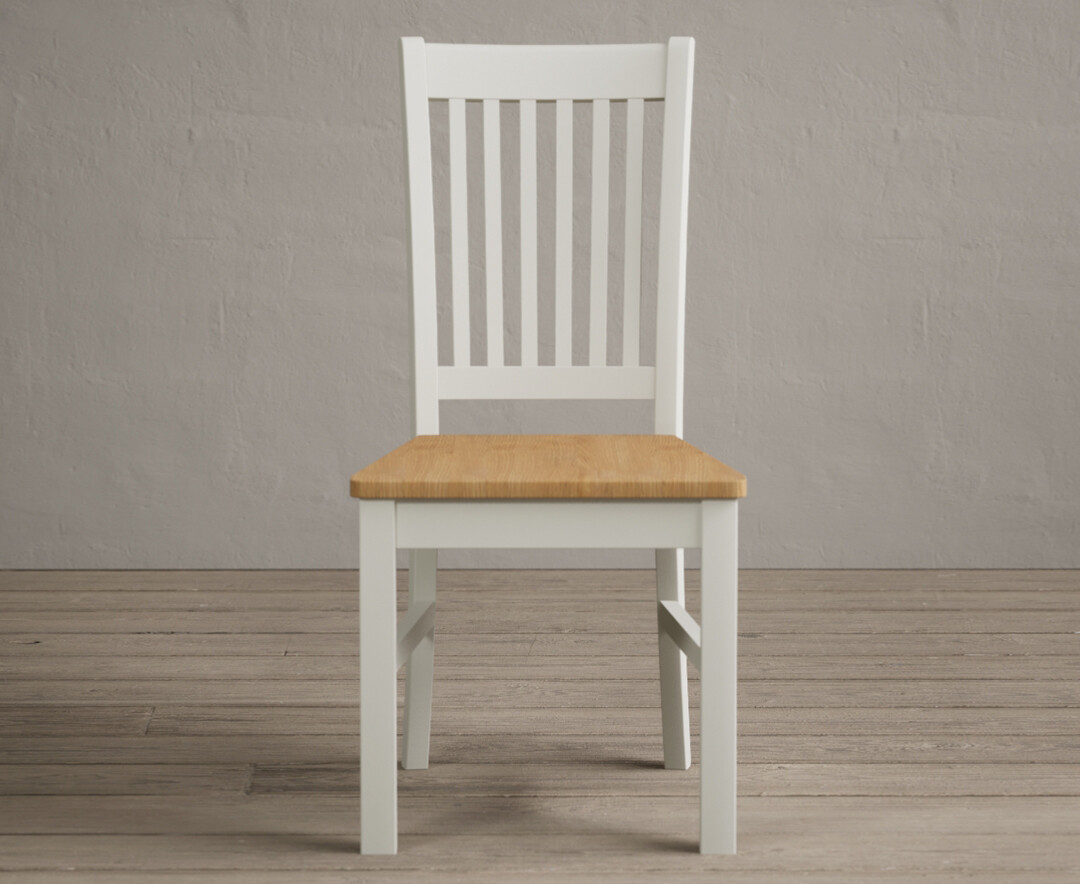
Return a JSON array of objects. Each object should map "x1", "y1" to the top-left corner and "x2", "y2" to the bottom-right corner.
[{"x1": 2, "y1": 0, "x2": 1078, "y2": 568}]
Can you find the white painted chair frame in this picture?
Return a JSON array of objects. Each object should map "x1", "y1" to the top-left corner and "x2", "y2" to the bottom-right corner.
[{"x1": 359, "y1": 36, "x2": 738, "y2": 855}]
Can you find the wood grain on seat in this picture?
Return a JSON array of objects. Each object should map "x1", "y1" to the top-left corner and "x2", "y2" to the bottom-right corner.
[{"x1": 350, "y1": 434, "x2": 746, "y2": 500}]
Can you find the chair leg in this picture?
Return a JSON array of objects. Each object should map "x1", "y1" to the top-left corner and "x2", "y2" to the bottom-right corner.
[
  {"x1": 699, "y1": 500, "x2": 738, "y2": 854},
  {"x1": 402, "y1": 548, "x2": 437, "y2": 769},
  {"x1": 359, "y1": 500, "x2": 398, "y2": 855},
  {"x1": 656, "y1": 547, "x2": 691, "y2": 770}
]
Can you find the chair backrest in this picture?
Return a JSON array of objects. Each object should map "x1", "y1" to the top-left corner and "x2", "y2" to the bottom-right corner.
[{"x1": 400, "y1": 37, "x2": 695, "y2": 437}]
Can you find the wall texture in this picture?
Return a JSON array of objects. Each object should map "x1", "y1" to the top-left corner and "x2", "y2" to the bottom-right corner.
[{"x1": 2, "y1": 0, "x2": 1078, "y2": 568}]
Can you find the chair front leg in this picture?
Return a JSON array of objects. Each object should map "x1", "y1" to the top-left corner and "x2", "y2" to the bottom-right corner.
[
  {"x1": 699, "y1": 500, "x2": 738, "y2": 854},
  {"x1": 402, "y1": 548, "x2": 437, "y2": 769},
  {"x1": 359, "y1": 500, "x2": 398, "y2": 855},
  {"x1": 656, "y1": 547, "x2": 691, "y2": 770}
]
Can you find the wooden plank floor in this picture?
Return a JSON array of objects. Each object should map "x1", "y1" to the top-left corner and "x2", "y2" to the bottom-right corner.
[{"x1": 1, "y1": 569, "x2": 1078, "y2": 882}]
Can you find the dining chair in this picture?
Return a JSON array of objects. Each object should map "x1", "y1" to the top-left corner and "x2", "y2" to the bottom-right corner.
[{"x1": 350, "y1": 36, "x2": 746, "y2": 855}]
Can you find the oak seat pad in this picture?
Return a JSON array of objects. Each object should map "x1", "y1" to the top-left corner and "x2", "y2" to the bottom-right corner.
[{"x1": 350, "y1": 434, "x2": 746, "y2": 500}]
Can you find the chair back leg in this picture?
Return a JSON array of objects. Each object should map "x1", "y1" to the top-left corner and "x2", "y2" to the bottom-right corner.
[
  {"x1": 656, "y1": 547, "x2": 691, "y2": 769},
  {"x1": 402, "y1": 548, "x2": 438, "y2": 769}
]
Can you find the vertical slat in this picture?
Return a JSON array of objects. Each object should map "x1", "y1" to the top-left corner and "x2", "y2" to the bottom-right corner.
[
  {"x1": 400, "y1": 37, "x2": 439, "y2": 434},
  {"x1": 483, "y1": 99, "x2": 504, "y2": 367},
  {"x1": 519, "y1": 99, "x2": 538, "y2": 367},
  {"x1": 700, "y1": 499, "x2": 738, "y2": 855},
  {"x1": 448, "y1": 98, "x2": 470, "y2": 368},
  {"x1": 554, "y1": 99, "x2": 573, "y2": 366},
  {"x1": 654, "y1": 37, "x2": 694, "y2": 437},
  {"x1": 589, "y1": 99, "x2": 610, "y2": 366},
  {"x1": 358, "y1": 499, "x2": 397, "y2": 855},
  {"x1": 622, "y1": 97, "x2": 645, "y2": 369}
]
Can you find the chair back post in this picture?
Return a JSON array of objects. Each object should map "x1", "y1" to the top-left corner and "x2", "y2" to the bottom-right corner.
[
  {"x1": 400, "y1": 37, "x2": 440, "y2": 435},
  {"x1": 653, "y1": 36, "x2": 694, "y2": 439}
]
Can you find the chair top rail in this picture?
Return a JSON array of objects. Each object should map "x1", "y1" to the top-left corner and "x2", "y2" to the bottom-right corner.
[{"x1": 423, "y1": 42, "x2": 668, "y2": 100}]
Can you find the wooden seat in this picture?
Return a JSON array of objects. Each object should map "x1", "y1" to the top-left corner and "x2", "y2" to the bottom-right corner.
[{"x1": 351, "y1": 434, "x2": 746, "y2": 500}]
